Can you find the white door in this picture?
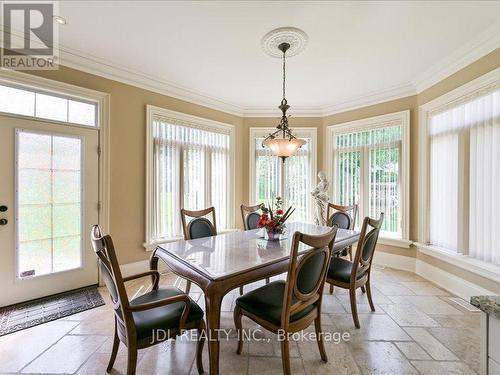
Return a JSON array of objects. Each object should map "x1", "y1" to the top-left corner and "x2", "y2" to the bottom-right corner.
[{"x1": 0, "y1": 115, "x2": 99, "y2": 306}]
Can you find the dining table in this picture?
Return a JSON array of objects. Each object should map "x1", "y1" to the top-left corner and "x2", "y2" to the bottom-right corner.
[{"x1": 150, "y1": 222, "x2": 360, "y2": 375}]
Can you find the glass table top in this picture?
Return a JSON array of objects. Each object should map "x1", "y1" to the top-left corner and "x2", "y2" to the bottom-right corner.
[{"x1": 156, "y1": 222, "x2": 360, "y2": 280}]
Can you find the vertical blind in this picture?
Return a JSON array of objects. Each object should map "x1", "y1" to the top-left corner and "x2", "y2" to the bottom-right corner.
[
  {"x1": 334, "y1": 125, "x2": 402, "y2": 235},
  {"x1": 429, "y1": 88, "x2": 500, "y2": 265},
  {"x1": 254, "y1": 137, "x2": 311, "y2": 222},
  {"x1": 152, "y1": 119, "x2": 230, "y2": 240}
]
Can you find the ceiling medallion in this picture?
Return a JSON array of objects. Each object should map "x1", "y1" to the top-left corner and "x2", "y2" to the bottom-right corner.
[
  {"x1": 261, "y1": 27, "x2": 308, "y2": 58},
  {"x1": 261, "y1": 27, "x2": 308, "y2": 162}
]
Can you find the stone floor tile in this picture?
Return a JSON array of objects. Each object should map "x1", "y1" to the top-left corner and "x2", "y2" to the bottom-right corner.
[
  {"x1": 404, "y1": 328, "x2": 459, "y2": 361},
  {"x1": 21, "y1": 335, "x2": 107, "y2": 374}
]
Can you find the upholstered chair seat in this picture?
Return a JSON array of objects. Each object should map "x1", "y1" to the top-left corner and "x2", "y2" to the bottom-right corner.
[
  {"x1": 235, "y1": 280, "x2": 315, "y2": 326},
  {"x1": 131, "y1": 287, "x2": 204, "y2": 341}
]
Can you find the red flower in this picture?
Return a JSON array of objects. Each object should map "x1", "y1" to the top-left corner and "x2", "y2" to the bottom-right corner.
[{"x1": 276, "y1": 209, "x2": 284, "y2": 215}]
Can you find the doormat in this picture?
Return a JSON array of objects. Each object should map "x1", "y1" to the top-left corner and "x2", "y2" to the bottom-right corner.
[{"x1": 0, "y1": 286, "x2": 105, "y2": 336}]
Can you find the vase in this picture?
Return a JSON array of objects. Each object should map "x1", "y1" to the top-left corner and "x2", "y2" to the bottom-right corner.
[{"x1": 265, "y1": 229, "x2": 281, "y2": 241}]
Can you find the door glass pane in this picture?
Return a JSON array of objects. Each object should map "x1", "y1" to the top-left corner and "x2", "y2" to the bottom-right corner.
[
  {"x1": 369, "y1": 147, "x2": 401, "y2": 236},
  {"x1": 336, "y1": 150, "x2": 361, "y2": 227},
  {"x1": 183, "y1": 147, "x2": 205, "y2": 210},
  {"x1": 255, "y1": 138, "x2": 281, "y2": 203},
  {"x1": 284, "y1": 143, "x2": 310, "y2": 222},
  {"x1": 17, "y1": 131, "x2": 83, "y2": 277}
]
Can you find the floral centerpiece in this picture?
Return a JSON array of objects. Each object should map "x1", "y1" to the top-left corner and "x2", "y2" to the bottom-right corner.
[{"x1": 257, "y1": 197, "x2": 295, "y2": 241}]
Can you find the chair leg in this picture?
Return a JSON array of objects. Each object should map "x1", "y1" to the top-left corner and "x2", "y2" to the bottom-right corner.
[
  {"x1": 106, "y1": 323, "x2": 120, "y2": 372},
  {"x1": 329, "y1": 283, "x2": 334, "y2": 294},
  {"x1": 196, "y1": 321, "x2": 206, "y2": 374},
  {"x1": 233, "y1": 305, "x2": 244, "y2": 355},
  {"x1": 348, "y1": 245, "x2": 353, "y2": 261},
  {"x1": 185, "y1": 280, "x2": 192, "y2": 294},
  {"x1": 126, "y1": 345, "x2": 138, "y2": 375},
  {"x1": 361, "y1": 286, "x2": 366, "y2": 293},
  {"x1": 366, "y1": 280, "x2": 376, "y2": 312},
  {"x1": 349, "y1": 287, "x2": 360, "y2": 329},
  {"x1": 239, "y1": 286, "x2": 244, "y2": 296},
  {"x1": 280, "y1": 337, "x2": 291, "y2": 375},
  {"x1": 265, "y1": 277, "x2": 270, "y2": 284},
  {"x1": 314, "y1": 315, "x2": 328, "y2": 362}
]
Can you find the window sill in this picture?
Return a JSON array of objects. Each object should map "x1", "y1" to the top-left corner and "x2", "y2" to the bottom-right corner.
[
  {"x1": 143, "y1": 228, "x2": 240, "y2": 252},
  {"x1": 414, "y1": 242, "x2": 500, "y2": 284}
]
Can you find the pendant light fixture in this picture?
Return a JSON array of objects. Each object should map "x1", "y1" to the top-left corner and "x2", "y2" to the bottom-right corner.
[{"x1": 262, "y1": 42, "x2": 306, "y2": 162}]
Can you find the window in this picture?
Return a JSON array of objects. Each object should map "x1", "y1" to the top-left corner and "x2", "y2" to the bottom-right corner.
[
  {"x1": 327, "y1": 111, "x2": 410, "y2": 240},
  {"x1": 0, "y1": 82, "x2": 98, "y2": 126},
  {"x1": 146, "y1": 106, "x2": 234, "y2": 245},
  {"x1": 425, "y1": 85, "x2": 500, "y2": 265},
  {"x1": 16, "y1": 130, "x2": 83, "y2": 277},
  {"x1": 249, "y1": 128, "x2": 316, "y2": 223}
]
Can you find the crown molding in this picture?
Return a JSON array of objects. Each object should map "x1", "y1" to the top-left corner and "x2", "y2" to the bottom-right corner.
[
  {"x1": 54, "y1": 21, "x2": 500, "y2": 119},
  {"x1": 59, "y1": 47, "x2": 244, "y2": 117},
  {"x1": 320, "y1": 83, "x2": 417, "y2": 117},
  {"x1": 412, "y1": 21, "x2": 500, "y2": 93}
]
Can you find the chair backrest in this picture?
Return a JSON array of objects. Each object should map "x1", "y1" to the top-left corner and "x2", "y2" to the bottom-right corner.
[
  {"x1": 351, "y1": 213, "x2": 384, "y2": 280},
  {"x1": 181, "y1": 207, "x2": 217, "y2": 240},
  {"x1": 240, "y1": 203, "x2": 264, "y2": 230},
  {"x1": 281, "y1": 226, "x2": 338, "y2": 328},
  {"x1": 90, "y1": 225, "x2": 130, "y2": 330},
  {"x1": 326, "y1": 203, "x2": 358, "y2": 230}
]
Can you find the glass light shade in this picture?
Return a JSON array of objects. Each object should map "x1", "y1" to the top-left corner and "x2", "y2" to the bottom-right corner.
[{"x1": 263, "y1": 137, "x2": 306, "y2": 158}]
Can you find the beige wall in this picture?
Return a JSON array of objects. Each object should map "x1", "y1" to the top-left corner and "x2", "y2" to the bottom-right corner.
[{"x1": 20, "y1": 48, "x2": 499, "y2": 275}]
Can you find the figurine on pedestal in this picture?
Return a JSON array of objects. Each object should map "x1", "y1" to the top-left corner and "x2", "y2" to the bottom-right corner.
[{"x1": 311, "y1": 171, "x2": 329, "y2": 226}]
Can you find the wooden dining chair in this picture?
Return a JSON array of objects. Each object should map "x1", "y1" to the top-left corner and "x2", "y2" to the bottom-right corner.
[
  {"x1": 234, "y1": 226, "x2": 338, "y2": 375},
  {"x1": 240, "y1": 203, "x2": 264, "y2": 230},
  {"x1": 326, "y1": 203, "x2": 358, "y2": 261},
  {"x1": 180, "y1": 207, "x2": 217, "y2": 293},
  {"x1": 239, "y1": 203, "x2": 269, "y2": 295},
  {"x1": 90, "y1": 225, "x2": 206, "y2": 375},
  {"x1": 325, "y1": 213, "x2": 384, "y2": 329}
]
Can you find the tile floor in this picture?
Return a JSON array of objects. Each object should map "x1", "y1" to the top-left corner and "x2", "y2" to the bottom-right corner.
[{"x1": 0, "y1": 265, "x2": 480, "y2": 374}]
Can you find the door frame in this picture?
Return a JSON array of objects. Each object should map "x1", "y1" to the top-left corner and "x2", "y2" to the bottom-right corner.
[{"x1": 0, "y1": 69, "x2": 110, "y2": 280}]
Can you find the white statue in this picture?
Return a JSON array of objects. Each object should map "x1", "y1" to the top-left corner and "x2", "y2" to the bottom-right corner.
[{"x1": 311, "y1": 171, "x2": 329, "y2": 226}]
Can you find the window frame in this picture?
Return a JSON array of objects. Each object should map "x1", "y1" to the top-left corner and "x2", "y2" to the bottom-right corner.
[
  {"x1": 248, "y1": 127, "x2": 317, "y2": 222},
  {"x1": 326, "y1": 110, "x2": 411, "y2": 245},
  {"x1": 418, "y1": 68, "x2": 500, "y2": 250},
  {"x1": 145, "y1": 105, "x2": 235, "y2": 250}
]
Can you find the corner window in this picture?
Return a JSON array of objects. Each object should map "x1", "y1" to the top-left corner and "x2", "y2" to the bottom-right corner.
[
  {"x1": 145, "y1": 106, "x2": 234, "y2": 245},
  {"x1": 327, "y1": 111, "x2": 410, "y2": 240},
  {"x1": 249, "y1": 128, "x2": 317, "y2": 223}
]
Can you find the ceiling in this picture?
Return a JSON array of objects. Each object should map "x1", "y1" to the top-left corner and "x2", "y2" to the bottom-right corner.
[{"x1": 56, "y1": 1, "x2": 500, "y2": 116}]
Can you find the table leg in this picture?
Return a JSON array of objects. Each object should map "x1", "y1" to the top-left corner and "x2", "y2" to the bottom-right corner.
[{"x1": 205, "y1": 289, "x2": 223, "y2": 375}]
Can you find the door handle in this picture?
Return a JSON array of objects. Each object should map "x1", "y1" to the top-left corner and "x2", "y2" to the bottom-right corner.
[{"x1": 0, "y1": 218, "x2": 7, "y2": 226}]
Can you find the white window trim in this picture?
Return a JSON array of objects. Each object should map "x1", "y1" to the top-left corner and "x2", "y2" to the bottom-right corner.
[
  {"x1": 418, "y1": 67, "x2": 500, "y2": 275},
  {"x1": 325, "y1": 110, "x2": 410, "y2": 246},
  {"x1": 0, "y1": 69, "x2": 111, "y2": 236},
  {"x1": 248, "y1": 127, "x2": 317, "y2": 221},
  {"x1": 145, "y1": 105, "x2": 235, "y2": 250}
]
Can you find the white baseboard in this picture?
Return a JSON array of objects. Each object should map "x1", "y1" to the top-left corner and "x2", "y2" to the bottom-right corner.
[
  {"x1": 373, "y1": 251, "x2": 496, "y2": 300},
  {"x1": 373, "y1": 251, "x2": 416, "y2": 273},
  {"x1": 415, "y1": 259, "x2": 495, "y2": 300}
]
